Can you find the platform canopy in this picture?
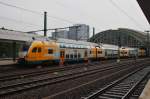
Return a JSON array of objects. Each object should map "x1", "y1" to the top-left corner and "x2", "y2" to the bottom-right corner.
[{"x1": 0, "y1": 28, "x2": 48, "y2": 43}]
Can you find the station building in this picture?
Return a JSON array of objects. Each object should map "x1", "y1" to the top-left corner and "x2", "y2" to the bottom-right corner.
[
  {"x1": 89, "y1": 28, "x2": 148, "y2": 48},
  {"x1": 0, "y1": 28, "x2": 47, "y2": 60},
  {"x1": 89, "y1": 28, "x2": 150, "y2": 55}
]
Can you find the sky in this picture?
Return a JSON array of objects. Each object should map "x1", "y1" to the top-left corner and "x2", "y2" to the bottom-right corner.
[{"x1": 0, "y1": 0, "x2": 149, "y2": 37}]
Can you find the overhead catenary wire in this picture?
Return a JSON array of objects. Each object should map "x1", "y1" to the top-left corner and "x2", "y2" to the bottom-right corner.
[
  {"x1": 109, "y1": 0, "x2": 144, "y2": 30},
  {"x1": 0, "y1": 15, "x2": 42, "y2": 27},
  {"x1": 0, "y1": 1, "x2": 93, "y2": 35},
  {"x1": 0, "y1": 1, "x2": 76, "y2": 24},
  {"x1": 1, "y1": 0, "x2": 144, "y2": 35},
  {"x1": 0, "y1": 0, "x2": 101, "y2": 33},
  {"x1": 27, "y1": 25, "x2": 82, "y2": 33}
]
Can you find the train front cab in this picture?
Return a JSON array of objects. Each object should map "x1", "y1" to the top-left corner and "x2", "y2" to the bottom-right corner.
[
  {"x1": 19, "y1": 41, "x2": 60, "y2": 65},
  {"x1": 120, "y1": 48, "x2": 129, "y2": 58},
  {"x1": 88, "y1": 46, "x2": 102, "y2": 62}
]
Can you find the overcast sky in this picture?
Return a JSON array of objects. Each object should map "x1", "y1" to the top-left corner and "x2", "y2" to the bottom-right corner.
[{"x1": 0, "y1": 0, "x2": 149, "y2": 36}]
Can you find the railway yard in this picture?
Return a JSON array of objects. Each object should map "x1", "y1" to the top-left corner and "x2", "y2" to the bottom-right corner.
[
  {"x1": 0, "y1": 0, "x2": 150, "y2": 99},
  {"x1": 0, "y1": 58, "x2": 149, "y2": 99}
]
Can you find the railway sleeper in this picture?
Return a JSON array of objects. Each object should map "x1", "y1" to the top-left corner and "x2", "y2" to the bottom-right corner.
[
  {"x1": 101, "y1": 93, "x2": 123, "y2": 98},
  {"x1": 105, "y1": 91, "x2": 125, "y2": 96},
  {"x1": 113, "y1": 86, "x2": 132, "y2": 90},
  {"x1": 98, "y1": 95, "x2": 113, "y2": 99},
  {"x1": 110, "y1": 88, "x2": 129, "y2": 91},
  {"x1": 115, "y1": 84, "x2": 133, "y2": 87},
  {"x1": 108, "y1": 89, "x2": 128, "y2": 94}
]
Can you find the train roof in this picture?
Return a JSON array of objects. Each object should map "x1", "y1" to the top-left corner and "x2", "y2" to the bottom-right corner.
[
  {"x1": 31, "y1": 38, "x2": 138, "y2": 50},
  {"x1": 120, "y1": 47, "x2": 138, "y2": 50},
  {"x1": 101, "y1": 44, "x2": 118, "y2": 50},
  {"x1": 32, "y1": 38, "x2": 100, "y2": 48},
  {"x1": 56, "y1": 38, "x2": 99, "y2": 47}
]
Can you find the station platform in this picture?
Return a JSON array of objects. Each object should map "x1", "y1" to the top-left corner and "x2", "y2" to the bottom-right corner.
[
  {"x1": 0, "y1": 59, "x2": 16, "y2": 66},
  {"x1": 139, "y1": 79, "x2": 150, "y2": 99}
]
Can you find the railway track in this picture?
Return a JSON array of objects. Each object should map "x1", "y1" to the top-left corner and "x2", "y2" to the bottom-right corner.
[
  {"x1": 85, "y1": 66, "x2": 150, "y2": 99},
  {"x1": 42, "y1": 60, "x2": 150, "y2": 99},
  {"x1": 0, "y1": 59, "x2": 149, "y2": 99},
  {"x1": 0, "y1": 58, "x2": 145, "y2": 82},
  {"x1": 0, "y1": 60, "x2": 136, "y2": 98},
  {"x1": 0, "y1": 59, "x2": 134, "y2": 82},
  {"x1": 0, "y1": 64, "x2": 19, "y2": 73},
  {"x1": 130, "y1": 73, "x2": 150, "y2": 99},
  {"x1": 0, "y1": 63, "x2": 89, "y2": 82}
]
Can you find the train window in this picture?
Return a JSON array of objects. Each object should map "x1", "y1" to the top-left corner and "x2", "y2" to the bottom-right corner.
[
  {"x1": 98, "y1": 51, "x2": 102, "y2": 54},
  {"x1": 78, "y1": 53, "x2": 81, "y2": 58},
  {"x1": 60, "y1": 44, "x2": 63, "y2": 48},
  {"x1": 32, "y1": 47, "x2": 37, "y2": 53},
  {"x1": 60, "y1": 43, "x2": 66, "y2": 48},
  {"x1": 70, "y1": 54, "x2": 73, "y2": 58},
  {"x1": 66, "y1": 54, "x2": 69, "y2": 58},
  {"x1": 38, "y1": 48, "x2": 41, "y2": 53},
  {"x1": 105, "y1": 51, "x2": 107, "y2": 55},
  {"x1": 90, "y1": 51, "x2": 92, "y2": 54},
  {"x1": 48, "y1": 49, "x2": 53, "y2": 54},
  {"x1": 68, "y1": 54, "x2": 69, "y2": 58},
  {"x1": 74, "y1": 54, "x2": 77, "y2": 58},
  {"x1": 84, "y1": 51, "x2": 87, "y2": 57}
]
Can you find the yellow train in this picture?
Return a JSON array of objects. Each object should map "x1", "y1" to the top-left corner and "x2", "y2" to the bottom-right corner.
[{"x1": 18, "y1": 38, "x2": 146, "y2": 65}]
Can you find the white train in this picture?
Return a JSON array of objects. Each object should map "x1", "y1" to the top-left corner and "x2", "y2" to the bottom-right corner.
[{"x1": 18, "y1": 38, "x2": 146, "y2": 65}]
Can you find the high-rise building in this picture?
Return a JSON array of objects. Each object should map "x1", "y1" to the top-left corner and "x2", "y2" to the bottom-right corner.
[
  {"x1": 68, "y1": 24, "x2": 89, "y2": 41},
  {"x1": 51, "y1": 24, "x2": 90, "y2": 41},
  {"x1": 52, "y1": 30, "x2": 68, "y2": 39}
]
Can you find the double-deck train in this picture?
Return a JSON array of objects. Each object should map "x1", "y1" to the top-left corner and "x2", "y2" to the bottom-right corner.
[{"x1": 18, "y1": 38, "x2": 146, "y2": 65}]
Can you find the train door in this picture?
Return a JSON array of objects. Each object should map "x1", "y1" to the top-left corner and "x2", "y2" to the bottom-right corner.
[
  {"x1": 96, "y1": 48, "x2": 98, "y2": 61},
  {"x1": 92, "y1": 48, "x2": 97, "y2": 61},
  {"x1": 97, "y1": 48, "x2": 102, "y2": 60},
  {"x1": 60, "y1": 50, "x2": 65, "y2": 65},
  {"x1": 37, "y1": 47, "x2": 42, "y2": 60},
  {"x1": 74, "y1": 50, "x2": 78, "y2": 61},
  {"x1": 84, "y1": 50, "x2": 87, "y2": 58},
  {"x1": 84, "y1": 50, "x2": 88, "y2": 63}
]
